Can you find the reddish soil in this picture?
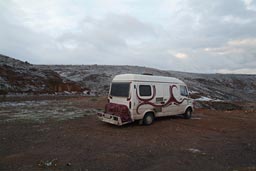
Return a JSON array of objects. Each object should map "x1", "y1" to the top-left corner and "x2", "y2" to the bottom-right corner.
[{"x1": 0, "y1": 96, "x2": 256, "y2": 171}]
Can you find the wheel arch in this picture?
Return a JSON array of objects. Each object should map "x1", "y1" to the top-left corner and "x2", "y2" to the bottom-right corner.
[
  {"x1": 142, "y1": 109, "x2": 155, "y2": 118},
  {"x1": 185, "y1": 105, "x2": 193, "y2": 113}
]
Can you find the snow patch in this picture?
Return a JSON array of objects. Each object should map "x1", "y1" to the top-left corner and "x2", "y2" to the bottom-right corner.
[
  {"x1": 0, "y1": 101, "x2": 48, "y2": 107},
  {"x1": 189, "y1": 90, "x2": 199, "y2": 94},
  {"x1": 187, "y1": 148, "x2": 206, "y2": 155},
  {"x1": 195, "y1": 96, "x2": 222, "y2": 102},
  {"x1": 188, "y1": 148, "x2": 201, "y2": 153},
  {"x1": 0, "y1": 100, "x2": 101, "y2": 122}
]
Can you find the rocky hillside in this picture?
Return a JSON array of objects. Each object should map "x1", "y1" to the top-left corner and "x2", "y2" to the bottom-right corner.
[
  {"x1": 0, "y1": 54, "x2": 88, "y2": 95},
  {"x1": 38, "y1": 64, "x2": 256, "y2": 102},
  {"x1": 1, "y1": 54, "x2": 256, "y2": 103}
]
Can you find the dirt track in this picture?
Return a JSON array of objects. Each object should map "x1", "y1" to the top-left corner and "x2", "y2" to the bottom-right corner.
[{"x1": 1, "y1": 96, "x2": 256, "y2": 171}]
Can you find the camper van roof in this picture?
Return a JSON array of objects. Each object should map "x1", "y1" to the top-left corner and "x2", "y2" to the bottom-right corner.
[{"x1": 113, "y1": 74, "x2": 184, "y2": 84}]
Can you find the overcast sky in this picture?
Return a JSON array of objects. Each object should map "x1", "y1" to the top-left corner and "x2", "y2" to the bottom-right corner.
[{"x1": 0, "y1": 0, "x2": 256, "y2": 74}]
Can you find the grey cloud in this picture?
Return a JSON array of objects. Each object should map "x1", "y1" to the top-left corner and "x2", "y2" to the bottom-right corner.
[
  {"x1": 55, "y1": 14, "x2": 158, "y2": 64},
  {"x1": 0, "y1": 0, "x2": 256, "y2": 74},
  {"x1": 175, "y1": 0, "x2": 256, "y2": 44}
]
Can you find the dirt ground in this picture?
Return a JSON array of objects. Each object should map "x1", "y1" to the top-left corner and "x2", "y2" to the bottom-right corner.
[{"x1": 0, "y1": 96, "x2": 256, "y2": 171}]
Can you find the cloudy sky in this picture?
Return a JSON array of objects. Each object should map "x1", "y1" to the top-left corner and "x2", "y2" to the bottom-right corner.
[{"x1": 0, "y1": 0, "x2": 256, "y2": 74}]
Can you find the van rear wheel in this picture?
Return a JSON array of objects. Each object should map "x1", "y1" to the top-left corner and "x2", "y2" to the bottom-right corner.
[
  {"x1": 143, "y1": 113, "x2": 154, "y2": 125},
  {"x1": 184, "y1": 108, "x2": 192, "y2": 119}
]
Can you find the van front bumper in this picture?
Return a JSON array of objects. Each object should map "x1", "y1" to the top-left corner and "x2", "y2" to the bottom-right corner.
[{"x1": 97, "y1": 112, "x2": 131, "y2": 126}]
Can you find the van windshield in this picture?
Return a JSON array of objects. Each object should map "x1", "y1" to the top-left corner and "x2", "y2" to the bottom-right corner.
[{"x1": 110, "y1": 82, "x2": 130, "y2": 97}]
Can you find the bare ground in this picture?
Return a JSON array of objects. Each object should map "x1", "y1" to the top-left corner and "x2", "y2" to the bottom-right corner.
[{"x1": 0, "y1": 96, "x2": 256, "y2": 171}]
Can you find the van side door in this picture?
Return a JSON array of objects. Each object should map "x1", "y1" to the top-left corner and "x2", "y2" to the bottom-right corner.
[
  {"x1": 162, "y1": 83, "x2": 181, "y2": 115},
  {"x1": 153, "y1": 83, "x2": 165, "y2": 116},
  {"x1": 179, "y1": 85, "x2": 189, "y2": 114},
  {"x1": 135, "y1": 83, "x2": 155, "y2": 114}
]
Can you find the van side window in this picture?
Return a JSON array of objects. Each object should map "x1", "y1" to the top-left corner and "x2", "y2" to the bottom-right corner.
[
  {"x1": 139, "y1": 85, "x2": 152, "y2": 96},
  {"x1": 180, "y1": 85, "x2": 188, "y2": 97}
]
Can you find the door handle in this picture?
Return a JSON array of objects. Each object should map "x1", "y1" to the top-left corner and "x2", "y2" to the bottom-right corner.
[{"x1": 161, "y1": 101, "x2": 165, "y2": 104}]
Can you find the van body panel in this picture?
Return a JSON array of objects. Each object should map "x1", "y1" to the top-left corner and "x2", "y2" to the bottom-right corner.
[{"x1": 98, "y1": 74, "x2": 194, "y2": 125}]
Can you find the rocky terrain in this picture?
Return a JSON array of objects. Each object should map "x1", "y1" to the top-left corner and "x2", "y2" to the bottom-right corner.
[
  {"x1": 1, "y1": 54, "x2": 256, "y2": 103},
  {"x1": 0, "y1": 54, "x2": 88, "y2": 95},
  {"x1": 1, "y1": 54, "x2": 256, "y2": 171},
  {"x1": 38, "y1": 64, "x2": 256, "y2": 102},
  {"x1": 1, "y1": 96, "x2": 256, "y2": 171}
]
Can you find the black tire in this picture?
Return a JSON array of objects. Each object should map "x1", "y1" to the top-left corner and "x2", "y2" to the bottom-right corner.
[
  {"x1": 184, "y1": 108, "x2": 192, "y2": 119},
  {"x1": 143, "y1": 112, "x2": 154, "y2": 125}
]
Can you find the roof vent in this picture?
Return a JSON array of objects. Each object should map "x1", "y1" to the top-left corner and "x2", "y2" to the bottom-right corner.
[{"x1": 142, "y1": 73, "x2": 153, "y2": 76}]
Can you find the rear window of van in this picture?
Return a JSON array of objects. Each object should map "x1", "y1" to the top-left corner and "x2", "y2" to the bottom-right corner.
[{"x1": 110, "y1": 83, "x2": 130, "y2": 97}]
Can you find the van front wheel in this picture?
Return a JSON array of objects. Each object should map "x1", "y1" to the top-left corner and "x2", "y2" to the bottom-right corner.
[
  {"x1": 184, "y1": 108, "x2": 192, "y2": 119},
  {"x1": 143, "y1": 113, "x2": 154, "y2": 125}
]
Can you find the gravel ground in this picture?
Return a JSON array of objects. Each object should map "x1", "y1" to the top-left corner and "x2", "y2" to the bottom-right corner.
[{"x1": 0, "y1": 96, "x2": 256, "y2": 171}]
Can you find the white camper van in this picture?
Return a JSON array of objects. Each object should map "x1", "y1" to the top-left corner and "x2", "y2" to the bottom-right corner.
[{"x1": 98, "y1": 74, "x2": 194, "y2": 126}]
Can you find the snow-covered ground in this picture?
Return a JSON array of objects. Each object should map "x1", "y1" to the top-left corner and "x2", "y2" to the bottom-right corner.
[
  {"x1": 39, "y1": 64, "x2": 256, "y2": 101},
  {"x1": 0, "y1": 100, "x2": 101, "y2": 122},
  {"x1": 195, "y1": 96, "x2": 223, "y2": 102},
  {"x1": 1, "y1": 54, "x2": 256, "y2": 101}
]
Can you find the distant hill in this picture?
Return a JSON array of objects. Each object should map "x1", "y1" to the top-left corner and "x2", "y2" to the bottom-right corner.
[
  {"x1": 37, "y1": 64, "x2": 256, "y2": 102},
  {"x1": 0, "y1": 54, "x2": 88, "y2": 95},
  {"x1": 1, "y1": 54, "x2": 256, "y2": 103}
]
